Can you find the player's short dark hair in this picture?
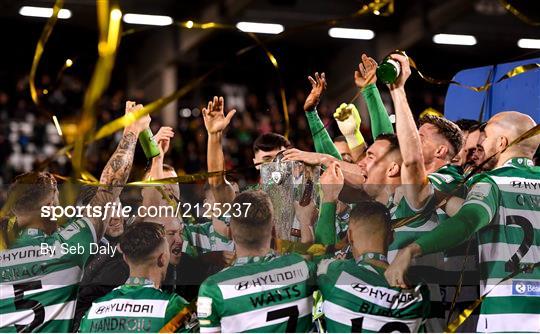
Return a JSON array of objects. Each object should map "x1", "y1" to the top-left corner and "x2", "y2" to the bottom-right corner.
[
  {"x1": 375, "y1": 133, "x2": 400, "y2": 152},
  {"x1": 120, "y1": 222, "x2": 166, "y2": 263},
  {"x1": 8, "y1": 172, "x2": 57, "y2": 213},
  {"x1": 334, "y1": 135, "x2": 347, "y2": 144},
  {"x1": 419, "y1": 115, "x2": 463, "y2": 158},
  {"x1": 230, "y1": 190, "x2": 274, "y2": 249},
  {"x1": 349, "y1": 200, "x2": 391, "y2": 234},
  {"x1": 455, "y1": 119, "x2": 480, "y2": 132},
  {"x1": 472, "y1": 122, "x2": 487, "y2": 133},
  {"x1": 253, "y1": 133, "x2": 291, "y2": 153}
]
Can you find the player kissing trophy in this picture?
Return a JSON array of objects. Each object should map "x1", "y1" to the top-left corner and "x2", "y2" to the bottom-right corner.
[{"x1": 261, "y1": 152, "x2": 320, "y2": 254}]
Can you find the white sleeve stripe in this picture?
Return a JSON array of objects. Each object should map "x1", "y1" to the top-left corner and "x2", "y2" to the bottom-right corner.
[
  {"x1": 81, "y1": 217, "x2": 97, "y2": 243},
  {"x1": 463, "y1": 200, "x2": 493, "y2": 221},
  {"x1": 199, "y1": 326, "x2": 221, "y2": 333}
]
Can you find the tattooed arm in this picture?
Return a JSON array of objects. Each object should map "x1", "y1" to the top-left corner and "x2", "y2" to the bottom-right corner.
[{"x1": 88, "y1": 101, "x2": 151, "y2": 239}]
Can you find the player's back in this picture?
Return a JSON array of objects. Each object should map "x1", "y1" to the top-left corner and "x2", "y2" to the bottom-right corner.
[
  {"x1": 0, "y1": 218, "x2": 96, "y2": 332},
  {"x1": 197, "y1": 252, "x2": 316, "y2": 333},
  {"x1": 467, "y1": 158, "x2": 540, "y2": 332},
  {"x1": 78, "y1": 280, "x2": 190, "y2": 333},
  {"x1": 317, "y1": 258, "x2": 430, "y2": 333}
]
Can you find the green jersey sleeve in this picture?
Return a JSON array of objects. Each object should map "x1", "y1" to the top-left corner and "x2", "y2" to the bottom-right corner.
[
  {"x1": 427, "y1": 164, "x2": 465, "y2": 196},
  {"x1": 163, "y1": 294, "x2": 191, "y2": 333},
  {"x1": 56, "y1": 217, "x2": 97, "y2": 267},
  {"x1": 197, "y1": 279, "x2": 223, "y2": 333},
  {"x1": 415, "y1": 178, "x2": 498, "y2": 255},
  {"x1": 306, "y1": 110, "x2": 342, "y2": 160},
  {"x1": 361, "y1": 84, "x2": 394, "y2": 138},
  {"x1": 316, "y1": 258, "x2": 338, "y2": 297},
  {"x1": 315, "y1": 202, "x2": 337, "y2": 245},
  {"x1": 461, "y1": 179, "x2": 499, "y2": 223}
]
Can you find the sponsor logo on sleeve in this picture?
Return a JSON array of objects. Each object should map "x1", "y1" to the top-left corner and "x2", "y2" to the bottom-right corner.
[
  {"x1": 512, "y1": 280, "x2": 540, "y2": 296},
  {"x1": 59, "y1": 223, "x2": 81, "y2": 240},
  {"x1": 466, "y1": 182, "x2": 492, "y2": 201},
  {"x1": 197, "y1": 297, "x2": 213, "y2": 317}
]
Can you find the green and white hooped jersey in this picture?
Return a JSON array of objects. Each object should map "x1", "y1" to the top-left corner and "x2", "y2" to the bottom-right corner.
[
  {"x1": 463, "y1": 158, "x2": 540, "y2": 332},
  {"x1": 0, "y1": 218, "x2": 96, "y2": 332},
  {"x1": 197, "y1": 252, "x2": 316, "y2": 333},
  {"x1": 78, "y1": 278, "x2": 190, "y2": 333},
  {"x1": 388, "y1": 164, "x2": 466, "y2": 331},
  {"x1": 317, "y1": 258, "x2": 430, "y2": 333},
  {"x1": 181, "y1": 221, "x2": 234, "y2": 257}
]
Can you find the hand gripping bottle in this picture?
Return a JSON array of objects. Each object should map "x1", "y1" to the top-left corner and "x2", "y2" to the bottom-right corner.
[
  {"x1": 138, "y1": 128, "x2": 160, "y2": 159},
  {"x1": 376, "y1": 55, "x2": 401, "y2": 84}
]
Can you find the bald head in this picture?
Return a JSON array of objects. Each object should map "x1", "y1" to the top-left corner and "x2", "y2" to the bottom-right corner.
[
  {"x1": 489, "y1": 112, "x2": 537, "y2": 150},
  {"x1": 481, "y1": 111, "x2": 538, "y2": 169}
]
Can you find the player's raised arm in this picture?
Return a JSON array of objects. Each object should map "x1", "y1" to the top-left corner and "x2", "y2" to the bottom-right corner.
[
  {"x1": 282, "y1": 148, "x2": 366, "y2": 187},
  {"x1": 388, "y1": 54, "x2": 431, "y2": 210},
  {"x1": 203, "y1": 96, "x2": 237, "y2": 204},
  {"x1": 141, "y1": 126, "x2": 175, "y2": 209},
  {"x1": 304, "y1": 72, "x2": 342, "y2": 160},
  {"x1": 88, "y1": 101, "x2": 150, "y2": 239},
  {"x1": 355, "y1": 53, "x2": 394, "y2": 138}
]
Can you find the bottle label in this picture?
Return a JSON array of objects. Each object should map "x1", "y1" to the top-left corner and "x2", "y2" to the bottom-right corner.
[{"x1": 387, "y1": 58, "x2": 401, "y2": 77}]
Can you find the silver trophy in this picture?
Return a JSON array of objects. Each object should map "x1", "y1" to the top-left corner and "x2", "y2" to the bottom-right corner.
[{"x1": 261, "y1": 153, "x2": 320, "y2": 242}]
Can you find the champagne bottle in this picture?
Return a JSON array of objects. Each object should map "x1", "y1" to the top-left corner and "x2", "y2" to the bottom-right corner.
[
  {"x1": 376, "y1": 56, "x2": 401, "y2": 84},
  {"x1": 138, "y1": 128, "x2": 160, "y2": 159}
]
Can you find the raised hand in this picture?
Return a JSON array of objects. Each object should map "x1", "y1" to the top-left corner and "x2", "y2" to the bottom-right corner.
[
  {"x1": 384, "y1": 244, "x2": 417, "y2": 289},
  {"x1": 124, "y1": 101, "x2": 151, "y2": 135},
  {"x1": 282, "y1": 148, "x2": 324, "y2": 166},
  {"x1": 333, "y1": 103, "x2": 364, "y2": 149},
  {"x1": 153, "y1": 126, "x2": 174, "y2": 157},
  {"x1": 303, "y1": 72, "x2": 327, "y2": 112},
  {"x1": 354, "y1": 54, "x2": 378, "y2": 90},
  {"x1": 320, "y1": 161, "x2": 344, "y2": 203},
  {"x1": 202, "y1": 96, "x2": 237, "y2": 134},
  {"x1": 387, "y1": 54, "x2": 412, "y2": 90}
]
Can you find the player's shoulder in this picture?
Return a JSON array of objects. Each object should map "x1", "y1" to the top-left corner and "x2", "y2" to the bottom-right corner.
[
  {"x1": 428, "y1": 164, "x2": 464, "y2": 190},
  {"x1": 55, "y1": 217, "x2": 96, "y2": 242},
  {"x1": 465, "y1": 170, "x2": 496, "y2": 188},
  {"x1": 317, "y1": 258, "x2": 351, "y2": 277}
]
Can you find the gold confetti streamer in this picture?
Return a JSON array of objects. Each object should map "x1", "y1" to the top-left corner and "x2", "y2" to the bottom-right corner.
[
  {"x1": 499, "y1": 0, "x2": 540, "y2": 26},
  {"x1": 29, "y1": 0, "x2": 64, "y2": 105},
  {"x1": 72, "y1": 3, "x2": 122, "y2": 177}
]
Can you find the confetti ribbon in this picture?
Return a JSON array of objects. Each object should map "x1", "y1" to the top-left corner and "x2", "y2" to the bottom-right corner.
[
  {"x1": 72, "y1": 2, "x2": 122, "y2": 178},
  {"x1": 445, "y1": 262, "x2": 539, "y2": 332},
  {"x1": 499, "y1": 0, "x2": 540, "y2": 26},
  {"x1": 395, "y1": 50, "x2": 540, "y2": 92},
  {"x1": 29, "y1": 0, "x2": 63, "y2": 105}
]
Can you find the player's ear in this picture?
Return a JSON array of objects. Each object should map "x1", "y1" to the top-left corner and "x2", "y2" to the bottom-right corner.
[
  {"x1": 157, "y1": 252, "x2": 166, "y2": 268},
  {"x1": 347, "y1": 229, "x2": 354, "y2": 246},
  {"x1": 387, "y1": 162, "x2": 400, "y2": 178},
  {"x1": 435, "y1": 145, "x2": 448, "y2": 160},
  {"x1": 498, "y1": 136, "x2": 509, "y2": 150}
]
